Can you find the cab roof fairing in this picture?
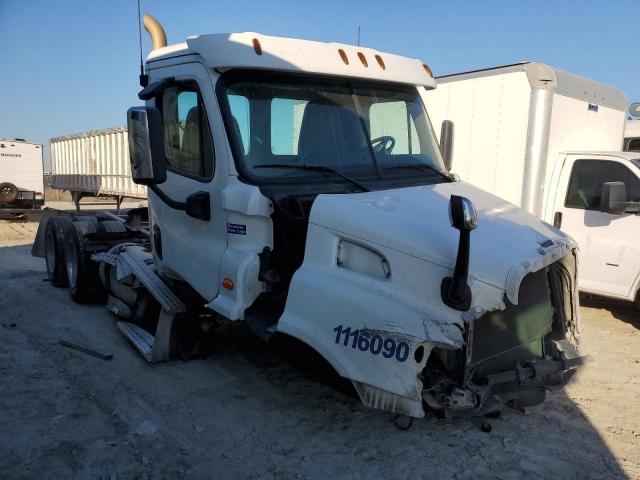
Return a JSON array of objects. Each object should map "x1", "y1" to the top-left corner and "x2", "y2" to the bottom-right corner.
[{"x1": 147, "y1": 33, "x2": 436, "y2": 88}]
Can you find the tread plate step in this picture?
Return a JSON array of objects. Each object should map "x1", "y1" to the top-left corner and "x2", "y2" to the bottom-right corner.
[
  {"x1": 117, "y1": 247, "x2": 185, "y2": 314},
  {"x1": 117, "y1": 321, "x2": 154, "y2": 362},
  {"x1": 91, "y1": 252, "x2": 118, "y2": 266}
]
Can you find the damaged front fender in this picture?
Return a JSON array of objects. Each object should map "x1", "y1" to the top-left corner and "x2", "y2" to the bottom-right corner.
[
  {"x1": 277, "y1": 223, "x2": 583, "y2": 419},
  {"x1": 276, "y1": 224, "x2": 485, "y2": 417}
]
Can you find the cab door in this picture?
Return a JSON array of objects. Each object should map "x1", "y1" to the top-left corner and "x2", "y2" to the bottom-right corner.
[
  {"x1": 552, "y1": 154, "x2": 640, "y2": 299},
  {"x1": 147, "y1": 62, "x2": 228, "y2": 301}
]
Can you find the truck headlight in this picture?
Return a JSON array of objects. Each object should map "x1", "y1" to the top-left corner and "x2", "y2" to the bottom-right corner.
[{"x1": 336, "y1": 240, "x2": 390, "y2": 279}]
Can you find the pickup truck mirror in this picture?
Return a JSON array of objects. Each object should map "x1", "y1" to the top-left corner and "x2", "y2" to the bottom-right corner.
[
  {"x1": 440, "y1": 120, "x2": 454, "y2": 172},
  {"x1": 127, "y1": 106, "x2": 167, "y2": 185},
  {"x1": 599, "y1": 181, "x2": 640, "y2": 215}
]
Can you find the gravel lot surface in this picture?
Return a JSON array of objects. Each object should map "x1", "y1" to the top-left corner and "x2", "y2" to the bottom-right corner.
[{"x1": 0, "y1": 219, "x2": 638, "y2": 479}]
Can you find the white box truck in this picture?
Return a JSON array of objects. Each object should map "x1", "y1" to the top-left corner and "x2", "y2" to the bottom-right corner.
[
  {"x1": 50, "y1": 127, "x2": 147, "y2": 211},
  {"x1": 32, "y1": 16, "x2": 586, "y2": 421},
  {"x1": 0, "y1": 139, "x2": 45, "y2": 209},
  {"x1": 426, "y1": 63, "x2": 640, "y2": 304}
]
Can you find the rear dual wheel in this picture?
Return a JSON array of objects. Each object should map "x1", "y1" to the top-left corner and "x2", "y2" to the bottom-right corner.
[
  {"x1": 45, "y1": 216, "x2": 71, "y2": 287},
  {"x1": 63, "y1": 221, "x2": 106, "y2": 304}
]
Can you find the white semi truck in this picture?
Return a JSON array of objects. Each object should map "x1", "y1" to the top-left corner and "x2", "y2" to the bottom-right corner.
[
  {"x1": 427, "y1": 63, "x2": 640, "y2": 305},
  {"x1": 0, "y1": 139, "x2": 44, "y2": 209},
  {"x1": 33, "y1": 16, "x2": 586, "y2": 420}
]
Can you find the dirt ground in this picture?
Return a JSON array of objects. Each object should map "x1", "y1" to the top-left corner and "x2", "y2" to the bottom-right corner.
[{"x1": 0, "y1": 219, "x2": 638, "y2": 479}]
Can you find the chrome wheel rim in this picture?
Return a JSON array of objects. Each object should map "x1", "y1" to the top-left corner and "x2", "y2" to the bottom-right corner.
[
  {"x1": 45, "y1": 230, "x2": 56, "y2": 272},
  {"x1": 66, "y1": 239, "x2": 78, "y2": 288}
]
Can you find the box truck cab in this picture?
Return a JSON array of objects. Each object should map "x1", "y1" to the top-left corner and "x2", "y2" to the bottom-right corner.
[
  {"x1": 546, "y1": 151, "x2": 640, "y2": 301},
  {"x1": 35, "y1": 18, "x2": 585, "y2": 420}
]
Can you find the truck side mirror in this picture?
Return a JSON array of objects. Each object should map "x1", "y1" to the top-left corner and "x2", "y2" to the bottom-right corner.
[
  {"x1": 599, "y1": 181, "x2": 640, "y2": 215},
  {"x1": 440, "y1": 120, "x2": 454, "y2": 172},
  {"x1": 600, "y1": 181, "x2": 628, "y2": 215},
  {"x1": 441, "y1": 195, "x2": 477, "y2": 311},
  {"x1": 127, "y1": 106, "x2": 167, "y2": 185}
]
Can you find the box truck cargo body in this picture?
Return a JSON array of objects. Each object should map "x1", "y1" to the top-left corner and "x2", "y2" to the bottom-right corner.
[
  {"x1": 426, "y1": 62, "x2": 626, "y2": 217},
  {"x1": 426, "y1": 63, "x2": 640, "y2": 304},
  {"x1": 0, "y1": 139, "x2": 44, "y2": 208},
  {"x1": 49, "y1": 127, "x2": 147, "y2": 210}
]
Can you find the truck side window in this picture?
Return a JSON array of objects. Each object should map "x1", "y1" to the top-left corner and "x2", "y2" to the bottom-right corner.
[
  {"x1": 229, "y1": 94, "x2": 250, "y2": 155},
  {"x1": 159, "y1": 84, "x2": 214, "y2": 179},
  {"x1": 565, "y1": 159, "x2": 640, "y2": 210}
]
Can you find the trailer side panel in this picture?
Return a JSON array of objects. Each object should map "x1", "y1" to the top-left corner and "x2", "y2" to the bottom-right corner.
[{"x1": 50, "y1": 127, "x2": 147, "y2": 199}]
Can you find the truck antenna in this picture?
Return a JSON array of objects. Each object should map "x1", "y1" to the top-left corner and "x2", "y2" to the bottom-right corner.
[
  {"x1": 357, "y1": 25, "x2": 361, "y2": 46},
  {"x1": 137, "y1": 0, "x2": 148, "y2": 87}
]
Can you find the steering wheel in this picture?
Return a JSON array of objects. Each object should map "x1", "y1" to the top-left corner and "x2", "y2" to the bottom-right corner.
[{"x1": 371, "y1": 135, "x2": 395, "y2": 154}]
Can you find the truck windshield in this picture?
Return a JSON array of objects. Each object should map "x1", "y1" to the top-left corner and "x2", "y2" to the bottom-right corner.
[{"x1": 219, "y1": 72, "x2": 446, "y2": 185}]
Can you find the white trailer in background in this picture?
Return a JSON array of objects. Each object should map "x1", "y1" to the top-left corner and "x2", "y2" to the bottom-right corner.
[
  {"x1": 0, "y1": 139, "x2": 44, "y2": 209},
  {"x1": 49, "y1": 127, "x2": 147, "y2": 211},
  {"x1": 427, "y1": 63, "x2": 640, "y2": 304}
]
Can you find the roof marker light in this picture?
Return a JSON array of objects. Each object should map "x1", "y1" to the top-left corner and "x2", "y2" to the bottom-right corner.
[
  {"x1": 222, "y1": 277, "x2": 234, "y2": 290},
  {"x1": 338, "y1": 49, "x2": 349, "y2": 65},
  {"x1": 357, "y1": 52, "x2": 368, "y2": 67},
  {"x1": 422, "y1": 64, "x2": 433, "y2": 77},
  {"x1": 252, "y1": 38, "x2": 262, "y2": 55},
  {"x1": 374, "y1": 54, "x2": 386, "y2": 70}
]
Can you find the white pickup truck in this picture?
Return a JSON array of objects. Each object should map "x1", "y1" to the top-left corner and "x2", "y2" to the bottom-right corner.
[
  {"x1": 427, "y1": 64, "x2": 640, "y2": 305},
  {"x1": 33, "y1": 16, "x2": 584, "y2": 420}
]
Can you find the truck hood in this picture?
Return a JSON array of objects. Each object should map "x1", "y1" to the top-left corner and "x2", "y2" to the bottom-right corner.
[{"x1": 310, "y1": 181, "x2": 576, "y2": 306}]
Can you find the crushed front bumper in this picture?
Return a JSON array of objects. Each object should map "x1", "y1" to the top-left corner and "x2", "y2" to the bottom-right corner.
[{"x1": 422, "y1": 340, "x2": 588, "y2": 415}]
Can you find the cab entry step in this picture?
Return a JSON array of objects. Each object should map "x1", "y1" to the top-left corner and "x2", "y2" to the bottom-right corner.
[
  {"x1": 117, "y1": 311, "x2": 175, "y2": 363},
  {"x1": 117, "y1": 321, "x2": 154, "y2": 362}
]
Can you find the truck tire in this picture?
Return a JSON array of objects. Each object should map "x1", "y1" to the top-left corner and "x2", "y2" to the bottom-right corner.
[
  {"x1": 44, "y1": 216, "x2": 70, "y2": 287},
  {"x1": 63, "y1": 221, "x2": 106, "y2": 304},
  {"x1": 0, "y1": 182, "x2": 19, "y2": 205}
]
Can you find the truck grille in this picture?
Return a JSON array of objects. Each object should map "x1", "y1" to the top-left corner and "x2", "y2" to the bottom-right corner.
[{"x1": 468, "y1": 267, "x2": 553, "y2": 378}]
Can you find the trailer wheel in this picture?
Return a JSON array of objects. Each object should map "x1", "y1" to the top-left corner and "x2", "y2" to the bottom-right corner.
[
  {"x1": 63, "y1": 221, "x2": 106, "y2": 304},
  {"x1": 44, "y1": 216, "x2": 70, "y2": 287},
  {"x1": 0, "y1": 182, "x2": 19, "y2": 205}
]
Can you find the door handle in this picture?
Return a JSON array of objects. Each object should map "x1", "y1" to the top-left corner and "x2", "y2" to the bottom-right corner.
[
  {"x1": 553, "y1": 212, "x2": 562, "y2": 229},
  {"x1": 149, "y1": 186, "x2": 210, "y2": 221}
]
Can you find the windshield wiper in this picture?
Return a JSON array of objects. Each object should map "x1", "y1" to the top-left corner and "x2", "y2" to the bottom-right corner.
[
  {"x1": 384, "y1": 163, "x2": 452, "y2": 181},
  {"x1": 254, "y1": 163, "x2": 370, "y2": 192}
]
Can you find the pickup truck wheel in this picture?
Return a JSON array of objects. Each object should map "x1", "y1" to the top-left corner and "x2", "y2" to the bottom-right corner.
[
  {"x1": 44, "y1": 216, "x2": 70, "y2": 287},
  {"x1": 0, "y1": 182, "x2": 19, "y2": 205},
  {"x1": 63, "y1": 221, "x2": 106, "y2": 304}
]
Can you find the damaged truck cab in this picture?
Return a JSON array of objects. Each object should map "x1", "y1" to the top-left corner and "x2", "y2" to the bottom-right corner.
[{"x1": 38, "y1": 17, "x2": 584, "y2": 419}]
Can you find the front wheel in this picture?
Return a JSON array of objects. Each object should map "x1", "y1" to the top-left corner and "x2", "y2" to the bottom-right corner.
[{"x1": 64, "y1": 221, "x2": 106, "y2": 304}]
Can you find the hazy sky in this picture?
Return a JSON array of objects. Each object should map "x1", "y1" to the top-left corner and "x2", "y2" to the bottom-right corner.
[{"x1": 1, "y1": 0, "x2": 638, "y2": 170}]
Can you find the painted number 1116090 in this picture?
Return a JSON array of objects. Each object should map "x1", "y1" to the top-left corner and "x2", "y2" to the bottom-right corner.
[{"x1": 332, "y1": 325, "x2": 409, "y2": 362}]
